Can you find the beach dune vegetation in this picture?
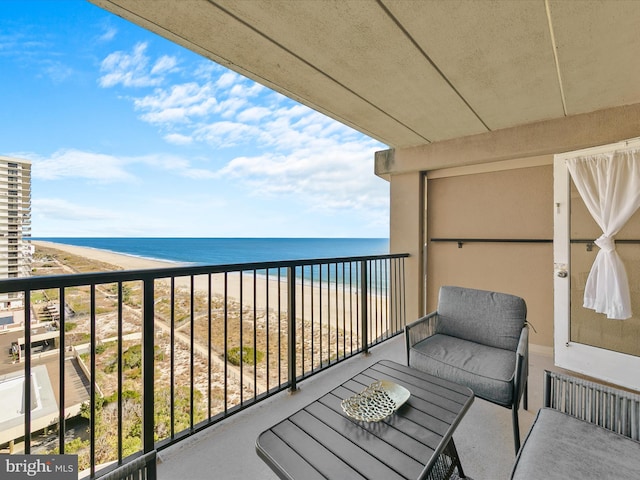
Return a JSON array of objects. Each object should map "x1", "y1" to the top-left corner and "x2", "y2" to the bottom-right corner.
[
  {"x1": 227, "y1": 346, "x2": 264, "y2": 366},
  {"x1": 33, "y1": 241, "x2": 361, "y2": 470}
]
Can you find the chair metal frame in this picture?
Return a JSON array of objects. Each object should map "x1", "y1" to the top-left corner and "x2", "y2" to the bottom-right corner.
[{"x1": 406, "y1": 310, "x2": 529, "y2": 453}]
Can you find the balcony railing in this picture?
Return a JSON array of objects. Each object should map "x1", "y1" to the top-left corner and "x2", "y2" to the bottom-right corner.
[{"x1": 0, "y1": 253, "x2": 407, "y2": 478}]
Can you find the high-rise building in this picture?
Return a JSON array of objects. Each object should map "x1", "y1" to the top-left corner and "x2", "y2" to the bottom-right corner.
[{"x1": 0, "y1": 156, "x2": 32, "y2": 308}]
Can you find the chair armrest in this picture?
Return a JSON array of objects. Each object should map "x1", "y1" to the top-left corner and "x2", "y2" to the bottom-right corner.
[
  {"x1": 405, "y1": 311, "x2": 439, "y2": 365},
  {"x1": 516, "y1": 324, "x2": 529, "y2": 358},
  {"x1": 513, "y1": 325, "x2": 529, "y2": 409},
  {"x1": 543, "y1": 370, "x2": 640, "y2": 440}
]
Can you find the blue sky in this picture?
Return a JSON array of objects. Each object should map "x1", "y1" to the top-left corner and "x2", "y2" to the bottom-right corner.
[{"x1": 0, "y1": 1, "x2": 389, "y2": 238}]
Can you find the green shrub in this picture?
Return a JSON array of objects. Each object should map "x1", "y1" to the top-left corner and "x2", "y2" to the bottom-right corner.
[
  {"x1": 104, "y1": 389, "x2": 141, "y2": 404},
  {"x1": 105, "y1": 345, "x2": 162, "y2": 373},
  {"x1": 123, "y1": 344, "x2": 142, "y2": 370},
  {"x1": 76, "y1": 333, "x2": 91, "y2": 344},
  {"x1": 108, "y1": 283, "x2": 133, "y2": 303},
  {"x1": 104, "y1": 359, "x2": 117, "y2": 374},
  {"x1": 31, "y1": 291, "x2": 46, "y2": 302},
  {"x1": 63, "y1": 437, "x2": 88, "y2": 454},
  {"x1": 227, "y1": 346, "x2": 264, "y2": 366}
]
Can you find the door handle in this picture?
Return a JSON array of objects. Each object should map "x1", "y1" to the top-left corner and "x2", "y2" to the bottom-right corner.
[{"x1": 557, "y1": 270, "x2": 568, "y2": 278}]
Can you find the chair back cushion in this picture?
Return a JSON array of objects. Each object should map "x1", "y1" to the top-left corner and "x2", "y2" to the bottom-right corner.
[{"x1": 435, "y1": 286, "x2": 526, "y2": 351}]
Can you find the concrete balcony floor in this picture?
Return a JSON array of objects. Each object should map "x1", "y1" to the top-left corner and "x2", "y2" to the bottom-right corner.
[{"x1": 157, "y1": 335, "x2": 557, "y2": 480}]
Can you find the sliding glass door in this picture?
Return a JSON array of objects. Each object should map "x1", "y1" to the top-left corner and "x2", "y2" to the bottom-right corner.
[{"x1": 554, "y1": 142, "x2": 640, "y2": 390}]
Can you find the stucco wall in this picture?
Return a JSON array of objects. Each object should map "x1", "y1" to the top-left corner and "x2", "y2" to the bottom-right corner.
[
  {"x1": 389, "y1": 171, "x2": 424, "y2": 323},
  {"x1": 426, "y1": 164, "x2": 554, "y2": 347},
  {"x1": 384, "y1": 105, "x2": 640, "y2": 352}
]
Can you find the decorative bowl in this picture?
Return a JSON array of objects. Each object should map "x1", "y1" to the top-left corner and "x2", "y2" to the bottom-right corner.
[{"x1": 340, "y1": 380, "x2": 410, "y2": 422}]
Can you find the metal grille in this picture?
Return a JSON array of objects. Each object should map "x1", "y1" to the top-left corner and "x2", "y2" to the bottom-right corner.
[
  {"x1": 544, "y1": 370, "x2": 640, "y2": 440},
  {"x1": 0, "y1": 253, "x2": 407, "y2": 478}
]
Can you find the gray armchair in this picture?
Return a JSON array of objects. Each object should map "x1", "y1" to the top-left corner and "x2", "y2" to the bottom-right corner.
[{"x1": 405, "y1": 286, "x2": 528, "y2": 453}]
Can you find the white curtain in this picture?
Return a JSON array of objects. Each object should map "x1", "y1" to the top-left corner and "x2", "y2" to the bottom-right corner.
[{"x1": 566, "y1": 149, "x2": 640, "y2": 320}]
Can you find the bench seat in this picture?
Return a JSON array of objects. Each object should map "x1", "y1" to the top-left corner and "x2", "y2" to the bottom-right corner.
[{"x1": 511, "y1": 406, "x2": 640, "y2": 479}]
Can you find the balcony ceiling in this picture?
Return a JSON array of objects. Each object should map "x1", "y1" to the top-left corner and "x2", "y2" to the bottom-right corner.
[{"x1": 91, "y1": 0, "x2": 640, "y2": 149}]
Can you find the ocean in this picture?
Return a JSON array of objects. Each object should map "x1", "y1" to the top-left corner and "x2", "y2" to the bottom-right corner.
[{"x1": 36, "y1": 237, "x2": 390, "y2": 266}]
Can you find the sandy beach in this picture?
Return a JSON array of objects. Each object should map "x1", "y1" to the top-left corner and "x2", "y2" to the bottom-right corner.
[
  {"x1": 33, "y1": 239, "x2": 284, "y2": 313},
  {"x1": 31, "y1": 239, "x2": 380, "y2": 380},
  {"x1": 31, "y1": 240, "x2": 378, "y2": 329},
  {"x1": 32, "y1": 240, "x2": 180, "y2": 270},
  {"x1": 21, "y1": 242, "x2": 395, "y2": 470},
  {"x1": 29, "y1": 240, "x2": 394, "y2": 412}
]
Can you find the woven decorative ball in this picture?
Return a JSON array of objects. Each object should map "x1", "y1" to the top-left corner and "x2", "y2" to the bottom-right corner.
[{"x1": 341, "y1": 380, "x2": 409, "y2": 422}]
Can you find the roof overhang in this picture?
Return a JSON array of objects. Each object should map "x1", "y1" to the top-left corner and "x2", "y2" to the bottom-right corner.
[{"x1": 90, "y1": 0, "x2": 640, "y2": 161}]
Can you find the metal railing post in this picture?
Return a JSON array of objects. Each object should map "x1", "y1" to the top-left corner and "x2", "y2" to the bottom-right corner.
[
  {"x1": 360, "y1": 260, "x2": 368, "y2": 354},
  {"x1": 90, "y1": 286, "x2": 96, "y2": 476},
  {"x1": 58, "y1": 288, "x2": 66, "y2": 454},
  {"x1": 142, "y1": 277, "x2": 157, "y2": 478},
  {"x1": 24, "y1": 289, "x2": 31, "y2": 454},
  {"x1": 288, "y1": 266, "x2": 297, "y2": 391}
]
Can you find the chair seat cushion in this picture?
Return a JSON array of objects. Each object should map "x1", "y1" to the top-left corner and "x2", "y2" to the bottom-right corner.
[
  {"x1": 409, "y1": 334, "x2": 515, "y2": 406},
  {"x1": 511, "y1": 408, "x2": 640, "y2": 479}
]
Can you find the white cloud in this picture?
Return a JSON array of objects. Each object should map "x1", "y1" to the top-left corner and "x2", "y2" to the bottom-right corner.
[
  {"x1": 43, "y1": 61, "x2": 74, "y2": 83},
  {"x1": 31, "y1": 149, "x2": 134, "y2": 182},
  {"x1": 216, "y1": 71, "x2": 238, "y2": 88},
  {"x1": 276, "y1": 104, "x2": 313, "y2": 121},
  {"x1": 101, "y1": 51, "x2": 311, "y2": 149},
  {"x1": 217, "y1": 138, "x2": 388, "y2": 213},
  {"x1": 136, "y1": 153, "x2": 190, "y2": 171},
  {"x1": 216, "y1": 97, "x2": 248, "y2": 119},
  {"x1": 164, "y1": 133, "x2": 193, "y2": 145},
  {"x1": 32, "y1": 197, "x2": 190, "y2": 237},
  {"x1": 250, "y1": 106, "x2": 357, "y2": 152},
  {"x1": 193, "y1": 121, "x2": 259, "y2": 147},
  {"x1": 33, "y1": 198, "x2": 120, "y2": 221},
  {"x1": 0, "y1": 32, "x2": 49, "y2": 58},
  {"x1": 92, "y1": 43, "x2": 388, "y2": 225},
  {"x1": 27, "y1": 149, "x2": 220, "y2": 183},
  {"x1": 134, "y1": 82, "x2": 218, "y2": 124},
  {"x1": 193, "y1": 62, "x2": 219, "y2": 80},
  {"x1": 179, "y1": 168, "x2": 219, "y2": 180},
  {"x1": 236, "y1": 106, "x2": 271, "y2": 123},
  {"x1": 229, "y1": 82, "x2": 263, "y2": 99},
  {"x1": 151, "y1": 55, "x2": 178, "y2": 75},
  {"x1": 99, "y1": 42, "x2": 175, "y2": 88},
  {"x1": 135, "y1": 81, "x2": 354, "y2": 150},
  {"x1": 98, "y1": 26, "x2": 117, "y2": 43}
]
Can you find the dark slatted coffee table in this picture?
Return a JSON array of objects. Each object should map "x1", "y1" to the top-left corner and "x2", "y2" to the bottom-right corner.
[{"x1": 256, "y1": 360, "x2": 474, "y2": 480}]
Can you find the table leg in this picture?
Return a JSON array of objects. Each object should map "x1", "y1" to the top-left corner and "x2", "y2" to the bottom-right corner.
[
  {"x1": 425, "y1": 439, "x2": 466, "y2": 480},
  {"x1": 447, "y1": 439, "x2": 466, "y2": 479}
]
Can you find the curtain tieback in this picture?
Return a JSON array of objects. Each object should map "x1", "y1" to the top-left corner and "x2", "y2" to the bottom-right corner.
[{"x1": 595, "y1": 234, "x2": 616, "y2": 252}]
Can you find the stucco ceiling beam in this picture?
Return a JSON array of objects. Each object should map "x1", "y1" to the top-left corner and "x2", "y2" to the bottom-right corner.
[{"x1": 376, "y1": 102, "x2": 640, "y2": 177}]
